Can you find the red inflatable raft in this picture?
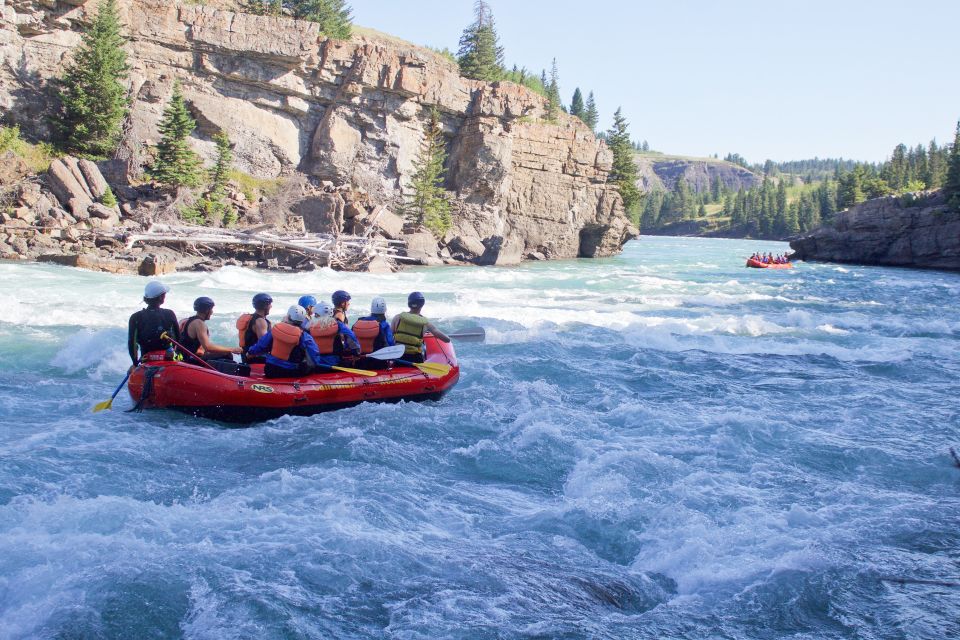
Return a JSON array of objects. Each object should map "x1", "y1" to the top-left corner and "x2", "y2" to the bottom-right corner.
[
  {"x1": 746, "y1": 258, "x2": 794, "y2": 269},
  {"x1": 128, "y1": 334, "x2": 459, "y2": 423}
]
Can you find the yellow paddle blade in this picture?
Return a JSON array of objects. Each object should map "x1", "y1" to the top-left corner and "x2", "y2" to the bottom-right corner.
[
  {"x1": 91, "y1": 399, "x2": 113, "y2": 413},
  {"x1": 413, "y1": 362, "x2": 452, "y2": 376},
  {"x1": 331, "y1": 365, "x2": 378, "y2": 377}
]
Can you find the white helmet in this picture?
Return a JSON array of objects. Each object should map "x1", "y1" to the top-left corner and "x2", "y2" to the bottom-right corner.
[
  {"x1": 286, "y1": 304, "x2": 308, "y2": 325},
  {"x1": 143, "y1": 280, "x2": 170, "y2": 300},
  {"x1": 315, "y1": 301, "x2": 334, "y2": 317},
  {"x1": 370, "y1": 296, "x2": 387, "y2": 315}
]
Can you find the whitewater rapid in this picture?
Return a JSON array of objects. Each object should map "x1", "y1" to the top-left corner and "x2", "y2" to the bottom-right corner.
[{"x1": 1, "y1": 236, "x2": 958, "y2": 638}]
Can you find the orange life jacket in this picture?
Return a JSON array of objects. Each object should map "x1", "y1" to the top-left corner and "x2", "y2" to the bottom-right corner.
[
  {"x1": 309, "y1": 321, "x2": 339, "y2": 355},
  {"x1": 270, "y1": 322, "x2": 303, "y2": 361},
  {"x1": 351, "y1": 319, "x2": 380, "y2": 353},
  {"x1": 237, "y1": 313, "x2": 271, "y2": 350}
]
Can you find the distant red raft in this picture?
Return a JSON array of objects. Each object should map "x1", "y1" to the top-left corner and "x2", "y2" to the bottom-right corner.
[
  {"x1": 746, "y1": 258, "x2": 794, "y2": 269},
  {"x1": 128, "y1": 334, "x2": 459, "y2": 423}
]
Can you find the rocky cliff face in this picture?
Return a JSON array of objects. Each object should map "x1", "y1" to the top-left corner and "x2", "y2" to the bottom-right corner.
[
  {"x1": 0, "y1": 0, "x2": 635, "y2": 266},
  {"x1": 789, "y1": 191, "x2": 960, "y2": 270},
  {"x1": 634, "y1": 154, "x2": 760, "y2": 194}
]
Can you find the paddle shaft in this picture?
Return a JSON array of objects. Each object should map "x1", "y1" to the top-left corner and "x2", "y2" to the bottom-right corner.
[
  {"x1": 110, "y1": 370, "x2": 133, "y2": 400},
  {"x1": 314, "y1": 362, "x2": 377, "y2": 377},
  {"x1": 160, "y1": 332, "x2": 218, "y2": 371}
]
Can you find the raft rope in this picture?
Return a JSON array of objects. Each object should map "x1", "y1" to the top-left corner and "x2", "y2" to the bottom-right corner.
[{"x1": 127, "y1": 366, "x2": 159, "y2": 413}]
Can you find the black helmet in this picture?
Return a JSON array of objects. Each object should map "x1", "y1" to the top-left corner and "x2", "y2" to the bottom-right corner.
[
  {"x1": 193, "y1": 296, "x2": 215, "y2": 312},
  {"x1": 252, "y1": 292, "x2": 273, "y2": 310},
  {"x1": 408, "y1": 291, "x2": 426, "y2": 307},
  {"x1": 332, "y1": 290, "x2": 351, "y2": 305}
]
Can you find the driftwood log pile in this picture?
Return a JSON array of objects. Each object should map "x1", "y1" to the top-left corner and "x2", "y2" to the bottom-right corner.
[{"x1": 123, "y1": 223, "x2": 412, "y2": 271}]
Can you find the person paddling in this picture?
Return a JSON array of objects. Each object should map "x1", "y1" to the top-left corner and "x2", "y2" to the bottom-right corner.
[
  {"x1": 298, "y1": 295, "x2": 317, "y2": 326},
  {"x1": 179, "y1": 297, "x2": 242, "y2": 364},
  {"x1": 331, "y1": 290, "x2": 351, "y2": 325},
  {"x1": 391, "y1": 291, "x2": 450, "y2": 363},
  {"x1": 247, "y1": 305, "x2": 323, "y2": 379},
  {"x1": 127, "y1": 280, "x2": 179, "y2": 370},
  {"x1": 237, "y1": 293, "x2": 272, "y2": 364},
  {"x1": 352, "y1": 297, "x2": 396, "y2": 369},
  {"x1": 307, "y1": 301, "x2": 361, "y2": 368},
  {"x1": 353, "y1": 296, "x2": 396, "y2": 353}
]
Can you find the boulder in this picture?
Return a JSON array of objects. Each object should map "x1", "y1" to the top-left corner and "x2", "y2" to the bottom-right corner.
[
  {"x1": 62, "y1": 156, "x2": 95, "y2": 200},
  {"x1": 0, "y1": 152, "x2": 30, "y2": 186},
  {"x1": 38, "y1": 252, "x2": 138, "y2": 274},
  {"x1": 47, "y1": 158, "x2": 93, "y2": 215},
  {"x1": 88, "y1": 203, "x2": 117, "y2": 219},
  {"x1": 139, "y1": 254, "x2": 176, "y2": 276},
  {"x1": 448, "y1": 234, "x2": 486, "y2": 261},
  {"x1": 403, "y1": 232, "x2": 441, "y2": 265},
  {"x1": 363, "y1": 255, "x2": 394, "y2": 273},
  {"x1": 373, "y1": 207, "x2": 405, "y2": 240},
  {"x1": 12, "y1": 206, "x2": 36, "y2": 221},
  {"x1": 344, "y1": 201, "x2": 365, "y2": 219},
  {"x1": 14, "y1": 182, "x2": 41, "y2": 207},
  {"x1": 292, "y1": 193, "x2": 345, "y2": 233},
  {"x1": 78, "y1": 159, "x2": 110, "y2": 200}
]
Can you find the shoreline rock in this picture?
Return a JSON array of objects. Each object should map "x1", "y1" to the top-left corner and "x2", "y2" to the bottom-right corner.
[{"x1": 789, "y1": 191, "x2": 960, "y2": 271}]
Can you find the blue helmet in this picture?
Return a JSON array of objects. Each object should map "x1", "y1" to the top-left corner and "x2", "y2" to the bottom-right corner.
[
  {"x1": 332, "y1": 290, "x2": 351, "y2": 305},
  {"x1": 298, "y1": 295, "x2": 317, "y2": 310},
  {"x1": 408, "y1": 291, "x2": 426, "y2": 307},
  {"x1": 193, "y1": 296, "x2": 215, "y2": 312},
  {"x1": 252, "y1": 292, "x2": 273, "y2": 310}
]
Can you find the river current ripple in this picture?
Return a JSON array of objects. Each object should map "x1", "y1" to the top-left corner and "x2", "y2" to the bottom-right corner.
[{"x1": 1, "y1": 236, "x2": 958, "y2": 639}]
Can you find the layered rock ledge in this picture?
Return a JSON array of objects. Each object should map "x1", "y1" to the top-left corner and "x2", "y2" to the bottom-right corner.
[
  {"x1": 789, "y1": 191, "x2": 960, "y2": 271},
  {"x1": 0, "y1": 0, "x2": 637, "y2": 271}
]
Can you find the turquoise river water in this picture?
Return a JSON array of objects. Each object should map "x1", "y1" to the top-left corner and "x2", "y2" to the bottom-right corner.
[{"x1": 1, "y1": 236, "x2": 958, "y2": 639}]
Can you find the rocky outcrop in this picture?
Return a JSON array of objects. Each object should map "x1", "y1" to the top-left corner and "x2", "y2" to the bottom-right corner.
[
  {"x1": 634, "y1": 155, "x2": 760, "y2": 194},
  {"x1": 0, "y1": 0, "x2": 636, "y2": 267},
  {"x1": 789, "y1": 191, "x2": 960, "y2": 270}
]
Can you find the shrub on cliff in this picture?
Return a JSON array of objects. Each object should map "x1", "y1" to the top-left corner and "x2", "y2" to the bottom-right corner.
[
  {"x1": 607, "y1": 107, "x2": 641, "y2": 216},
  {"x1": 405, "y1": 108, "x2": 451, "y2": 238},
  {"x1": 53, "y1": 0, "x2": 130, "y2": 158},
  {"x1": 946, "y1": 121, "x2": 960, "y2": 210},
  {"x1": 457, "y1": 0, "x2": 505, "y2": 81},
  {"x1": 150, "y1": 81, "x2": 203, "y2": 189},
  {"x1": 244, "y1": 0, "x2": 283, "y2": 17}
]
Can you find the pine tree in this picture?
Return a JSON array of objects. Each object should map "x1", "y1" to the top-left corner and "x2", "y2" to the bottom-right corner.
[
  {"x1": 710, "y1": 175, "x2": 722, "y2": 203},
  {"x1": 569, "y1": 87, "x2": 585, "y2": 120},
  {"x1": 606, "y1": 107, "x2": 640, "y2": 214},
  {"x1": 925, "y1": 140, "x2": 946, "y2": 188},
  {"x1": 291, "y1": 0, "x2": 352, "y2": 38},
  {"x1": 456, "y1": 0, "x2": 504, "y2": 81},
  {"x1": 776, "y1": 180, "x2": 787, "y2": 215},
  {"x1": 54, "y1": 0, "x2": 130, "y2": 157},
  {"x1": 697, "y1": 203, "x2": 706, "y2": 218},
  {"x1": 945, "y1": 121, "x2": 960, "y2": 209},
  {"x1": 407, "y1": 108, "x2": 451, "y2": 237},
  {"x1": 583, "y1": 91, "x2": 599, "y2": 132},
  {"x1": 837, "y1": 166, "x2": 865, "y2": 209},
  {"x1": 150, "y1": 81, "x2": 203, "y2": 188},
  {"x1": 545, "y1": 58, "x2": 561, "y2": 122},
  {"x1": 187, "y1": 130, "x2": 236, "y2": 226}
]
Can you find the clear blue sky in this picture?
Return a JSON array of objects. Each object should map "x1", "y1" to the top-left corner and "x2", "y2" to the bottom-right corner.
[{"x1": 351, "y1": 0, "x2": 960, "y2": 163}]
